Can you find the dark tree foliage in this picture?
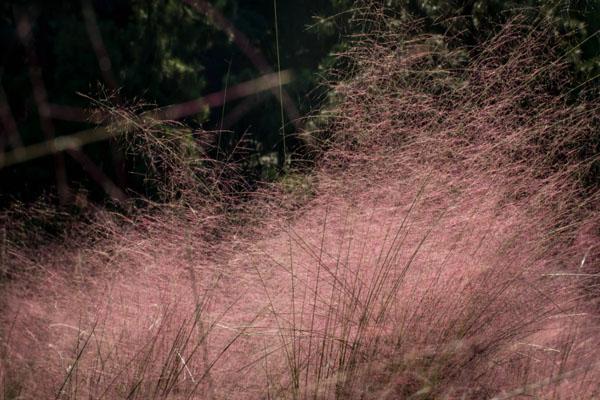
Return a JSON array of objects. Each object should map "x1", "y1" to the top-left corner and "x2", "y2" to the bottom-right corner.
[
  {"x1": 0, "y1": 0, "x2": 339, "y2": 204},
  {"x1": 0, "y1": 0, "x2": 597, "y2": 206}
]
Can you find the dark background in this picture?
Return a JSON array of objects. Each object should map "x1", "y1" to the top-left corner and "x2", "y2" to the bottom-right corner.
[{"x1": 0, "y1": 0, "x2": 598, "y2": 207}]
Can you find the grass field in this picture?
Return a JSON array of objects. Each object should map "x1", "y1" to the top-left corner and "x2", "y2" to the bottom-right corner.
[{"x1": 1, "y1": 11, "x2": 599, "y2": 400}]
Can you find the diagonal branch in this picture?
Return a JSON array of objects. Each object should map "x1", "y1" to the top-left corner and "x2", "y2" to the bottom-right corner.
[
  {"x1": 0, "y1": 70, "x2": 294, "y2": 169},
  {"x1": 183, "y1": 0, "x2": 302, "y2": 131}
]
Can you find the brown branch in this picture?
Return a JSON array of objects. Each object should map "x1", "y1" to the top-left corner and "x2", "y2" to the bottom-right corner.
[
  {"x1": 0, "y1": 86, "x2": 22, "y2": 151},
  {"x1": 0, "y1": 70, "x2": 294, "y2": 169},
  {"x1": 14, "y1": 10, "x2": 125, "y2": 202},
  {"x1": 81, "y1": 0, "x2": 119, "y2": 90},
  {"x1": 15, "y1": 10, "x2": 70, "y2": 202},
  {"x1": 183, "y1": 0, "x2": 302, "y2": 130}
]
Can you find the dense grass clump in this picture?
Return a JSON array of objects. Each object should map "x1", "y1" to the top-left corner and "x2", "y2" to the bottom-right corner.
[{"x1": 1, "y1": 9, "x2": 599, "y2": 400}]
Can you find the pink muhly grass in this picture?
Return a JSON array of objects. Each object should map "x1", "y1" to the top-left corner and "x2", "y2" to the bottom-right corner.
[{"x1": 1, "y1": 8, "x2": 599, "y2": 400}]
